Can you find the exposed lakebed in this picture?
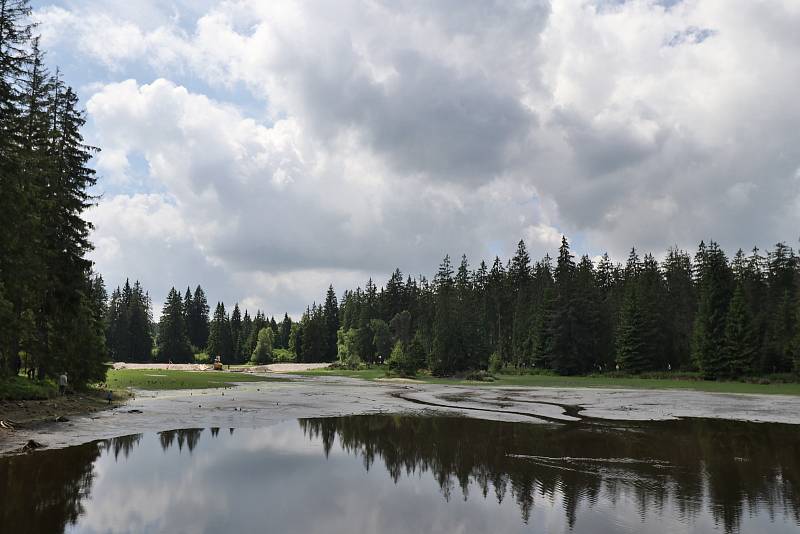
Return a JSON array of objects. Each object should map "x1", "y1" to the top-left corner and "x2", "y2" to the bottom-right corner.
[{"x1": 2, "y1": 415, "x2": 799, "y2": 534}]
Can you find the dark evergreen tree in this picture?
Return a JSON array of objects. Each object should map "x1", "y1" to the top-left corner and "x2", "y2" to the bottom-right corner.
[
  {"x1": 761, "y1": 243, "x2": 798, "y2": 373},
  {"x1": 186, "y1": 285, "x2": 210, "y2": 349},
  {"x1": 299, "y1": 304, "x2": 326, "y2": 361},
  {"x1": 663, "y1": 248, "x2": 695, "y2": 370},
  {"x1": 572, "y1": 255, "x2": 600, "y2": 372},
  {"x1": 106, "y1": 287, "x2": 128, "y2": 361},
  {"x1": 509, "y1": 241, "x2": 533, "y2": 368},
  {"x1": 594, "y1": 252, "x2": 620, "y2": 369},
  {"x1": 230, "y1": 303, "x2": 243, "y2": 363},
  {"x1": 430, "y1": 255, "x2": 457, "y2": 375},
  {"x1": 548, "y1": 237, "x2": 583, "y2": 375},
  {"x1": 127, "y1": 282, "x2": 153, "y2": 362},
  {"x1": 692, "y1": 242, "x2": 733, "y2": 378},
  {"x1": 156, "y1": 288, "x2": 193, "y2": 363},
  {"x1": 382, "y1": 269, "x2": 405, "y2": 322},
  {"x1": 723, "y1": 282, "x2": 757, "y2": 377},
  {"x1": 370, "y1": 319, "x2": 392, "y2": 363},
  {"x1": 323, "y1": 285, "x2": 339, "y2": 361},
  {"x1": 486, "y1": 257, "x2": 509, "y2": 362},
  {"x1": 207, "y1": 302, "x2": 233, "y2": 363},
  {"x1": 615, "y1": 286, "x2": 648, "y2": 373},
  {"x1": 240, "y1": 310, "x2": 253, "y2": 358},
  {"x1": 183, "y1": 287, "x2": 193, "y2": 328},
  {"x1": 279, "y1": 313, "x2": 292, "y2": 349}
]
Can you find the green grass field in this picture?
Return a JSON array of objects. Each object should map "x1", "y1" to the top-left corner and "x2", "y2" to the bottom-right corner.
[
  {"x1": 0, "y1": 375, "x2": 58, "y2": 400},
  {"x1": 104, "y1": 369, "x2": 281, "y2": 391},
  {"x1": 290, "y1": 367, "x2": 800, "y2": 395}
]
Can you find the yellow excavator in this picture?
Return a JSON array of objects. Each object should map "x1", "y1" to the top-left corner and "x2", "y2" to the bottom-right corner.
[{"x1": 213, "y1": 355, "x2": 223, "y2": 371}]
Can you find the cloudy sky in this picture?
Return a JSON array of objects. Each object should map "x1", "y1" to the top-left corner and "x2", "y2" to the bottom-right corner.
[{"x1": 31, "y1": 0, "x2": 800, "y2": 318}]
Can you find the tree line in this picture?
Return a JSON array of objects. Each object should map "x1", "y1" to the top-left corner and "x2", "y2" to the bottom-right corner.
[
  {"x1": 104, "y1": 282, "x2": 295, "y2": 365},
  {"x1": 293, "y1": 237, "x2": 800, "y2": 379},
  {"x1": 0, "y1": 0, "x2": 107, "y2": 385},
  {"x1": 94, "y1": 239, "x2": 800, "y2": 381}
]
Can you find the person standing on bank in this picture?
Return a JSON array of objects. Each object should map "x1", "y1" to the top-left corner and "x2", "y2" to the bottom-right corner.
[{"x1": 58, "y1": 372, "x2": 68, "y2": 395}]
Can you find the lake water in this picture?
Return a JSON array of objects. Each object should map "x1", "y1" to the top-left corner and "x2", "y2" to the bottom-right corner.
[{"x1": 1, "y1": 415, "x2": 799, "y2": 533}]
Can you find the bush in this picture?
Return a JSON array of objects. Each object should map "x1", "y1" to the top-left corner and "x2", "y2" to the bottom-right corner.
[
  {"x1": 341, "y1": 350, "x2": 363, "y2": 370},
  {"x1": 250, "y1": 327, "x2": 274, "y2": 364},
  {"x1": 387, "y1": 341, "x2": 417, "y2": 377},
  {"x1": 488, "y1": 351, "x2": 503, "y2": 375},
  {"x1": 463, "y1": 370, "x2": 495, "y2": 382},
  {"x1": 0, "y1": 376, "x2": 57, "y2": 400},
  {"x1": 272, "y1": 348, "x2": 295, "y2": 362},
  {"x1": 194, "y1": 352, "x2": 210, "y2": 364},
  {"x1": 336, "y1": 328, "x2": 363, "y2": 369}
]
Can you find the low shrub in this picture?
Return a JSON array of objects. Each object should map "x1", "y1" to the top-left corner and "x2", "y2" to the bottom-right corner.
[
  {"x1": 272, "y1": 348, "x2": 296, "y2": 362},
  {"x1": 463, "y1": 370, "x2": 495, "y2": 382}
]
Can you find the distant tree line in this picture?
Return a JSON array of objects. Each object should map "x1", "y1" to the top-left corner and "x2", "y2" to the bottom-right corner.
[
  {"x1": 101, "y1": 238, "x2": 800, "y2": 380},
  {"x1": 104, "y1": 283, "x2": 295, "y2": 365},
  {"x1": 0, "y1": 0, "x2": 107, "y2": 385},
  {"x1": 294, "y1": 238, "x2": 800, "y2": 379}
]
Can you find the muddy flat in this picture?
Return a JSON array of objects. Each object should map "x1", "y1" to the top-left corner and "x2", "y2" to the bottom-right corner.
[{"x1": 3, "y1": 373, "x2": 800, "y2": 455}]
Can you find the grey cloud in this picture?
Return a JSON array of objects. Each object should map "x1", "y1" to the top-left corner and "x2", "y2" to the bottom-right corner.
[
  {"x1": 553, "y1": 107, "x2": 668, "y2": 177},
  {"x1": 284, "y1": 47, "x2": 537, "y2": 185},
  {"x1": 375, "y1": 0, "x2": 551, "y2": 38}
]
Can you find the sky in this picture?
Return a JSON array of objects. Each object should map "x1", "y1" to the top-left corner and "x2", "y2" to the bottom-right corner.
[{"x1": 30, "y1": 0, "x2": 800, "y2": 318}]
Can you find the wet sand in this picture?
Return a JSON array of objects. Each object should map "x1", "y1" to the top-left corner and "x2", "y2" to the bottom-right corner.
[{"x1": 3, "y1": 372, "x2": 800, "y2": 454}]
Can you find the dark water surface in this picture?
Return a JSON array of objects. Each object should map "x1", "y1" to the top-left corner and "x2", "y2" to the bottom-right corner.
[{"x1": 1, "y1": 416, "x2": 799, "y2": 533}]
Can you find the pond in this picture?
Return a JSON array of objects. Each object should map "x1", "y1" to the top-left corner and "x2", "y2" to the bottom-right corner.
[{"x1": 1, "y1": 416, "x2": 799, "y2": 533}]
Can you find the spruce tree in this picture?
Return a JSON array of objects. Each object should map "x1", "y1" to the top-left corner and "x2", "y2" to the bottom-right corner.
[
  {"x1": 323, "y1": 285, "x2": 339, "y2": 361},
  {"x1": 382, "y1": 269, "x2": 405, "y2": 321},
  {"x1": 531, "y1": 286, "x2": 555, "y2": 369},
  {"x1": 573, "y1": 255, "x2": 600, "y2": 372},
  {"x1": 594, "y1": 252, "x2": 619, "y2": 369},
  {"x1": 240, "y1": 310, "x2": 253, "y2": 358},
  {"x1": 692, "y1": 241, "x2": 733, "y2": 378},
  {"x1": 157, "y1": 288, "x2": 193, "y2": 363},
  {"x1": 280, "y1": 313, "x2": 292, "y2": 349},
  {"x1": 548, "y1": 237, "x2": 582, "y2": 375},
  {"x1": 509, "y1": 242, "x2": 533, "y2": 368},
  {"x1": 663, "y1": 248, "x2": 695, "y2": 370},
  {"x1": 187, "y1": 285, "x2": 210, "y2": 349},
  {"x1": 723, "y1": 282, "x2": 757, "y2": 377},
  {"x1": 207, "y1": 302, "x2": 233, "y2": 363},
  {"x1": 128, "y1": 282, "x2": 153, "y2": 362},
  {"x1": 183, "y1": 287, "x2": 193, "y2": 326},
  {"x1": 615, "y1": 286, "x2": 648, "y2": 373},
  {"x1": 230, "y1": 303, "x2": 242, "y2": 363},
  {"x1": 762, "y1": 243, "x2": 798, "y2": 372},
  {"x1": 370, "y1": 319, "x2": 392, "y2": 363},
  {"x1": 431, "y1": 255, "x2": 456, "y2": 375}
]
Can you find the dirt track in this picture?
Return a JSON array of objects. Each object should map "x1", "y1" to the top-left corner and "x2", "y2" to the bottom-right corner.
[{"x1": 3, "y1": 372, "x2": 800, "y2": 455}]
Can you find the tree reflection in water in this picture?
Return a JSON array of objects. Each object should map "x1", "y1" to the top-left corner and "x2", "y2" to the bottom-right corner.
[
  {"x1": 157, "y1": 429, "x2": 203, "y2": 453},
  {"x1": 299, "y1": 416, "x2": 800, "y2": 533},
  {"x1": 0, "y1": 433, "x2": 144, "y2": 532},
  {"x1": 1, "y1": 416, "x2": 798, "y2": 534}
]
